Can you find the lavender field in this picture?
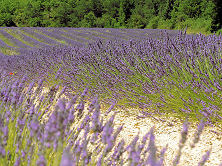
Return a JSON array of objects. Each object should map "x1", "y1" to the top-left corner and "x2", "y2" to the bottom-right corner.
[{"x1": 0, "y1": 27, "x2": 222, "y2": 165}]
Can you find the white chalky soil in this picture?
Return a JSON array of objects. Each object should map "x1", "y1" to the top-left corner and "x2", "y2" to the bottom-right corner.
[{"x1": 30, "y1": 86, "x2": 222, "y2": 166}]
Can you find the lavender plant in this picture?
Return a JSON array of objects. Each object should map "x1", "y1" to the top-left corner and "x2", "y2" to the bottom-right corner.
[
  {"x1": 35, "y1": 28, "x2": 84, "y2": 47},
  {"x1": 57, "y1": 30, "x2": 91, "y2": 45},
  {"x1": 0, "y1": 29, "x2": 32, "y2": 48},
  {"x1": 65, "y1": 28, "x2": 100, "y2": 42},
  {"x1": 6, "y1": 28, "x2": 50, "y2": 48},
  {"x1": 21, "y1": 27, "x2": 62, "y2": 46},
  {"x1": 0, "y1": 68, "x2": 217, "y2": 165},
  {"x1": 1, "y1": 29, "x2": 221, "y2": 131},
  {"x1": 0, "y1": 30, "x2": 19, "y2": 48}
]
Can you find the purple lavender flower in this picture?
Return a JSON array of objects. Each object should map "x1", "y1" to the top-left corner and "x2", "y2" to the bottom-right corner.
[
  {"x1": 60, "y1": 149, "x2": 74, "y2": 166},
  {"x1": 145, "y1": 127, "x2": 158, "y2": 166},
  {"x1": 0, "y1": 145, "x2": 6, "y2": 157},
  {"x1": 14, "y1": 156, "x2": 21, "y2": 166},
  {"x1": 36, "y1": 154, "x2": 47, "y2": 166},
  {"x1": 173, "y1": 121, "x2": 189, "y2": 166},
  {"x1": 198, "y1": 147, "x2": 212, "y2": 166},
  {"x1": 190, "y1": 119, "x2": 206, "y2": 148},
  {"x1": 0, "y1": 29, "x2": 32, "y2": 48}
]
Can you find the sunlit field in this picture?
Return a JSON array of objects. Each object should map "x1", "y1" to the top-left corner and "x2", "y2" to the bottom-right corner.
[{"x1": 0, "y1": 27, "x2": 221, "y2": 165}]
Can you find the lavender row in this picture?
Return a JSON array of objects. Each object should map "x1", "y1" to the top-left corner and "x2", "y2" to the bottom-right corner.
[
  {"x1": 56, "y1": 30, "x2": 91, "y2": 45},
  {"x1": 0, "y1": 28, "x2": 183, "y2": 55},
  {"x1": 1, "y1": 30, "x2": 222, "y2": 127},
  {"x1": 0, "y1": 70, "x2": 216, "y2": 165},
  {"x1": 0, "y1": 51, "x2": 4, "y2": 56},
  {"x1": 0, "y1": 38, "x2": 13, "y2": 48},
  {"x1": 68, "y1": 29, "x2": 110, "y2": 44},
  {"x1": 77, "y1": 28, "x2": 133, "y2": 41},
  {"x1": 20, "y1": 27, "x2": 62, "y2": 46},
  {"x1": 9, "y1": 28, "x2": 50, "y2": 48},
  {"x1": 35, "y1": 28, "x2": 85, "y2": 47},
  {"x1": 79, "y1": 29, "x2": 130, "y2": 43},
  {"x1": 66, "y1": 28, "x2": 126, "y2": 42},
  {"x1": 65, "y1": 28, "x2": 97, "y2": 41},
  {"x1": 0, "y1": 36, "x2": 22, "y2": 56},
  {"x1": 48, "y1": 28, "x2": 89, "y2": 47},
  {"x1": 0, "y1": 29, "x2": 32, "y2": 48}
]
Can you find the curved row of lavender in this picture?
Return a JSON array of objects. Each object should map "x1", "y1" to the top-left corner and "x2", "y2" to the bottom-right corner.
[
  {"x1": 0, "y1": 67, "x2": 214, "y2": 165},
  {"x1": 1, "y1": 30, "x2": 221, "y2": 130},
  {"x1": 0, "y1": 27, "x2": 180, "y2": 56}
]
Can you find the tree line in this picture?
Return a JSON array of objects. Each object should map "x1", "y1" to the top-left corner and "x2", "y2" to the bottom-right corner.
[{"x1": 0, "y1": 0, "x2": 221, "y2": 34}]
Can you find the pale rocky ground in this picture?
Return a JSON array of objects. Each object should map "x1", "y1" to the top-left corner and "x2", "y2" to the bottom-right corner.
[{"x1": 29, "y1": 86, "x2": 222, "y2": 166}]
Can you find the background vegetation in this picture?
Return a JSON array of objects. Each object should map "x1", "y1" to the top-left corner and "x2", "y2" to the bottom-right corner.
[{"x1": 0, "y1": 0, "x2": 221, "y2": 35}]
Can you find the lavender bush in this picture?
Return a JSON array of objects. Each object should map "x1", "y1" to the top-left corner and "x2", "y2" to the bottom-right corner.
[
  {"x1": 56, "y1": 30, "x2": 91, "y2": 45},
  {"x1": 0, "y1": 27, "x2": 180, "y2": 54},
  {"x1": 0, "y1": 29, "x2": 32, "y2": 48},
  {"x1": 34, "y1": 28, "x2": 84, "y2": 47},
  {"x1": 0, "y1": 28, "x2": 221, "y2": 129},
  {"x1": 6, "y1": 28, "x2": 50, "y2": 48},
  {"x1": 0, "y1": 67, "x2": 216, "y2": 166},
  {"x1": 21, "y1": 27, "x2": 62, "y2": 46}
]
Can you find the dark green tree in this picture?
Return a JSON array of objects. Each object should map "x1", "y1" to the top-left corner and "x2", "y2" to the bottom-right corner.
[
  {"x1": 211, "y1": 0, "x2": 222, "y2": 32},
  {"x1": 90, "y1": 0, "x2": 104, "y2": 18},
  {"x1": 13, "y1": 0, "x2": 43, "y2": 27},
  {"x1": 127, "y1": 0, "x2": 159, "y2": 28},
  {"x1": 79, "y1": 11, "x2": 97, "y2": 27},
  {"x1": 102, "y1": 0, "x2": 117, "y2": 15},
  {"x1": 74, "y1": 0, "x2": 94, "y2": 20},
  {"x1": 0, "y1": 0, "x2": 220, "y2": 34},
  {"x1": 0, "y1": 0, "x2": 20, "y2": 26},
  {"x1": 41, "y1": 0, "x2": 73, "y2": 27}
]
